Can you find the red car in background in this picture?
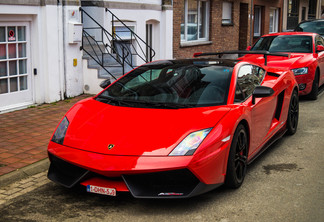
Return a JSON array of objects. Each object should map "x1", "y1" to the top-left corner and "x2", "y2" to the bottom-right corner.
[
  {"x1": 47, "y1": 53, "x2": 298, "y2": 198},
  {"x1": 243, "y1": 32, "x2": 324, "y2": 100}
]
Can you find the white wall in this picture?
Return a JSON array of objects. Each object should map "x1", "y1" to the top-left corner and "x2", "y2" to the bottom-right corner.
[
  {"x1": 63, "y1": 6, "x2": 84, "y2": 98},
  {"x1": 82, "y1": 6, "x2": 105, "y2": 40},
  {"x1": 41, "y1": 5, "x2": 64, "y2": 103},
  {"x1": 37, "y1": 5, "x2": 84, "y2": 101},
  {"x1": 0, "y1": 3, "x2": 84, "y2": 112},
  {"x1": 161, "y1": 8, "x2": 173, "y2": 60},
  {"x1": 82, "y1": 60, "x2": 103, "y2": 95}
]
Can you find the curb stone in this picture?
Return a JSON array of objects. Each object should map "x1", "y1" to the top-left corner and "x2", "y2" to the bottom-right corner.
[{"x1": 0, "y1": 158, "x2": 49, "y2": 188}]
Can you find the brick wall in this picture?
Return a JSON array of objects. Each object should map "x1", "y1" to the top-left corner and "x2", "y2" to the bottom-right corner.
[
  {"x1": 250, "y1": 0, "x2": 283, "y2": 43},
  {"x1": 173, "y1": 0, "x2": 283, "y2": 59},
  {"x1": 173, "y1": 0, "x2": 242, "y2": 59}
]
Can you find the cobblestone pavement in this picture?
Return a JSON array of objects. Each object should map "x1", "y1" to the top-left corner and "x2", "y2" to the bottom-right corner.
[
  {"x1": 0, "y1": 171, "x2": 49, "y2": 205},
  {"x1": 0, "y1": 94, "x2": 92, "y2": 176}
]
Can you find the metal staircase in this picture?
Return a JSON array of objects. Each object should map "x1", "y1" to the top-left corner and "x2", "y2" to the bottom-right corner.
[{"x1": 80, "y1": 7, "x2": 155, "y2": 81}]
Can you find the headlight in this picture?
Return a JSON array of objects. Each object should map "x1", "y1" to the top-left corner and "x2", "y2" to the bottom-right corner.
[
  {"x1": 169, "y1": 128, "x2": 212, "y2": 156},
  {"x1": 292, "y1": 67, "x2": 308, "y2": 75},
  {"x1": 51, "y1": 117, "x2": 69, "y2": 145}
]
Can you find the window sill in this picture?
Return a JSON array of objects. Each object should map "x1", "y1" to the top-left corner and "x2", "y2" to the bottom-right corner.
[
  {"x1": 221, "y1": 23, "x2": 234, "y2": 26},
  {"x1": 180, "y1": 41, "x2": 213, "y2": 48}
]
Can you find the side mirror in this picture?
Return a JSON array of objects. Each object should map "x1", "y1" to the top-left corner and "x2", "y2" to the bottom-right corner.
[
  {"x1": 100, "y1": 79, "x2": 111, "y2": 89},
  {"x1": 295, "y1": 27, "x2": 303, "y2": 32},
  {"x1": 316, "y1": 45, "x2": 324, "y2": 53},
  {"x1": 252, "y1": 86, "x2": 274, "y2": 104},
  {"x1": 246, "y1": 46, "x2": 251, "y2": 51}
]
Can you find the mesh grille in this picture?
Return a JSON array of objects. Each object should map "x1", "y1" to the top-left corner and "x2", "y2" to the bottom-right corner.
[{"x1": 123, "y1": 169, "x2": 200, "y2": 197}]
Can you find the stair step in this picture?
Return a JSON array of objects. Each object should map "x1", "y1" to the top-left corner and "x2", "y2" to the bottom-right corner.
[
  {"x1": 82, "y1": 36, "x2": 136, "y2": 79},
  {"x1": 82, "y1": 45, "x2": 106, "y2": 56},
  {"x1": 99, "y1": 67, "x2": 124, "y2": 79},
  {"x1": 86, "y1": 58, "x2": 123, "y2": 68},
  {"x1": 102, "y1": 53, "x2": 123, "y2": 66}
]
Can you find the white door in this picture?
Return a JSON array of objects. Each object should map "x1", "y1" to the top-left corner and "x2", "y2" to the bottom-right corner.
[{"x1": 0, "y1": 22, "x2": 33, "y2": 112}]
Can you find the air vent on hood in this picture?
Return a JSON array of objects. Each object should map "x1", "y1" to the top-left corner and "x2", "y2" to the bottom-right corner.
[{"x1": 267, "y1": 72, "x2": 280, "y2": 77}]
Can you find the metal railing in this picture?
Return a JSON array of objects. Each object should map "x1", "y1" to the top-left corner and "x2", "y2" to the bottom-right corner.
[
  {"x1": 106, "y1": 8, "x2": 156, "y2": 64},
  {"x1": 80, "y1": 7, "x2": 156, "y2": 80},
  {"x1": 80, "y1": 8, "x2": 131, "y2": 79}
]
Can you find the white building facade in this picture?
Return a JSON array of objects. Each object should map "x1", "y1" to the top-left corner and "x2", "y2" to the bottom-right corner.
[{"x1": 0, "y1": 0, "x2": 173, "y2": 112}]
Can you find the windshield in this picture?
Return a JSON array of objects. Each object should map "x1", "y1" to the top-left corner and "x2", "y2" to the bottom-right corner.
[
  {"x1": 96, "y1": 61, "x2": 233, "y2": 108},
  {"x1": 295, "y1": 21, "x2": 324, "y2": 36},
  {"x1": 251, "y1": 35, "x2": 313, "y2": 53}
]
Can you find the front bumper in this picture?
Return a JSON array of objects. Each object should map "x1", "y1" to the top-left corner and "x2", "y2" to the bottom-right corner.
[
  {"x1": 47, "y1": 142, "x2": 226, "y2": 198},
  {"x1": 295, "y1": 74, "x2": 314, "y2": 95},
  {"x1": 48, "y1": 152, "x2": 221, "y2": 198}
]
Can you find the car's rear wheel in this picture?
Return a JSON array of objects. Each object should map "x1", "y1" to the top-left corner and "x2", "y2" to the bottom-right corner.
[
  {"x1": 309, "y1": 71, "x2": 319, "y2": 100},
  {"x1": 286, "y1": 90, "x2": 299, "y2": 135},
  {"x1": 225, "y1": 124, "x2": 248, "y2": 189}
]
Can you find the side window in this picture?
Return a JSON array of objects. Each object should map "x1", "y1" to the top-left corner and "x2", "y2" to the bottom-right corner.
[
  {"x1": 315, "y1": 35, "x2": 324, "y2": 47},
  {"x1": 235, "y1": 65, "x2": 265, "y2": 102}
]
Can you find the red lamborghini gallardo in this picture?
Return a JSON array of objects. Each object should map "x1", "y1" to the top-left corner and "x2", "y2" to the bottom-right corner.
[{"x1": 47, "y1": 52, "x2": 299, "y2": 198}]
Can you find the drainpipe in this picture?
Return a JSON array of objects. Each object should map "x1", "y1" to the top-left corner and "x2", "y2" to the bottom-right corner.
[
  {"x1": 57, "y1": 0, "x2": 65, "y2": 100},
  {"x1": 62, "y1": 0, "x2": 67, "y2": 99},
  {"x1": 250, "y1": 0, "x2": 254, "y2": 46}
]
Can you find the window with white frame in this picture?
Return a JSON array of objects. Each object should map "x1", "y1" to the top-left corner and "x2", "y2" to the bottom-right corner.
[
  {"x1": 181, "y1": 0, "x2": 209, "y2": 42},
  {"x1": 0, "y1": 26, "x2": 28, "y2": 94},
  {"x1": 222, "y1": 1, "x2": 233, "y2": 25},
  {"x1": 254, "y1": 6, "x2": 262, "y2": 37},
  {"x1": 269, "y1": 8, "x2": 279, "y2": 33}
]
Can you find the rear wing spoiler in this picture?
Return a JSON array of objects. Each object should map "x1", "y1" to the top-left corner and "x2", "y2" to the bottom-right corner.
[{"x1": 193, "y1": 51, "x2": 290, "y2": 66}]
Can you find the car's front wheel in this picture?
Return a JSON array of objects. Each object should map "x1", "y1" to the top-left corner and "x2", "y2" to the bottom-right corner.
[
  {"x1": 286, "y1": 90, "x2": 299, "y2": 135},
  {"x1": 309, "y1": 71, "x2": 319, "y2": 100},
  {"x1": 225, "y1": 124, "x2": 248, "y2": 189}
]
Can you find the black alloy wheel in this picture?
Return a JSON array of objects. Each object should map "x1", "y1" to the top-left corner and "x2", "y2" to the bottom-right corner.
[
  {"x1": 286, "y1": 90, "x2": 299, "y2": 135},
  {"x1": 309, "y1": 71, "x2": 319, "y2": 100},
  {"x1": 225, "y1": 124, "x2": 248, "y2": 189}
]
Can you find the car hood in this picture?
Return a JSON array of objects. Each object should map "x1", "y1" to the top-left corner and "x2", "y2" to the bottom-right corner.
[
  {"x1": 241, "y1": 53, "x2": 314, "y2": 69},
  {"x1": 62, "y1": 98, "x2": 230, "y2": 156}
]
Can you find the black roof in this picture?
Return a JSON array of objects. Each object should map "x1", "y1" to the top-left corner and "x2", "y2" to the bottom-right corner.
[
  {"x1": 141, "y1": 58, "x2": 238, "y2": 69},
  {"x1": 297, "y1": 19, "x2": 324, "y2": 24}
]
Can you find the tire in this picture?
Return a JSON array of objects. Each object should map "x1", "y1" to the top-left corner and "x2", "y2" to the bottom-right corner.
[
  {"x1": 225, "y1": 124, "x2": 248, "y2": 189},
  {"x1": 308, "y1": 71, "x2": 319, "y2": 100},
  {"x1": 286, "y1": 90, "x2": 299, "y2": 135}
]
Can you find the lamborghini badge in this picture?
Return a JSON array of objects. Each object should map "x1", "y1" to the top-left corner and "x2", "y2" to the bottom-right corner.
[{"x1": 108, "y1": 144, "x2": 115, "y2": 150}]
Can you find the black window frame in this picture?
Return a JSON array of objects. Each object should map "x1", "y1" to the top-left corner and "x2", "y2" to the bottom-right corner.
[{"x1": 234, "y1": 64, "x2": 266, "y2": 103}]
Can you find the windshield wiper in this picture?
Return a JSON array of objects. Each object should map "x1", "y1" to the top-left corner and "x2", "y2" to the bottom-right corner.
[
  {"x1": 122, "y1": 100, "x2": 194, "y2": 109},
  {"x1": 96, "y1": 95, "x2": 134, "y2": 107},
  {"x1": 97, "y1": 95, "x2": 194, "y2": 109},
  {"x1": 155, "y1": 103, "x2": 195, "y2": 109}
]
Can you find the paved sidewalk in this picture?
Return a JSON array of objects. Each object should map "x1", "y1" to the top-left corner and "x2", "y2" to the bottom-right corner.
[
  {"x1": 0, "y1": 94, "x2": 92, "y2": 178},
  {"x1": 0, "y1": 171, "x2": 48, "y2": 205}
]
